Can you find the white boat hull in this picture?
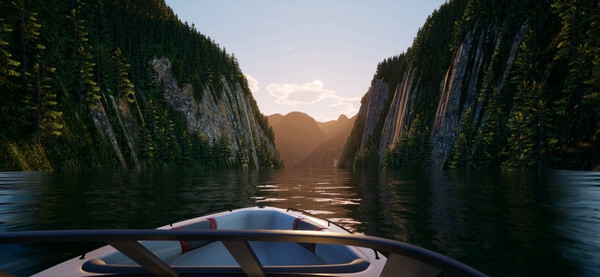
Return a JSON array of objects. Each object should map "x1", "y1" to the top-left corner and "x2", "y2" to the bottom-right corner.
[
  {"x1": 32, "y1": 206, "x2": 386, "y2": 276},
  {"x1": 0, "y1": 206, "x2": 487, "y2": 277}
]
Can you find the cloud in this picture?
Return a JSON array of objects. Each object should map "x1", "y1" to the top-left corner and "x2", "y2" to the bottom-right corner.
[
  {"x1": 266, "y1": 80, "x2": 331, "y2": 105},
  {"x1": 266, "y1": 80, "x2": 361, "y2": 111},
  {"x1": 244, "y1": 74, "x2": 260, "y2": 92},
  {"x1": 330, "y1": 97, "x2": 360, "y2": 115}
]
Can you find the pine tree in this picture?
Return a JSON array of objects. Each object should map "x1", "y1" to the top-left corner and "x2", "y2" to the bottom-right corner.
[
  {"x1": 13, "y1": 0, "x2": 36, "y2": 80},
  {"x1": 0, "y1": 17, "x2": 21, "y2": 136},
  {"x1": 157, "y1": 110, "x2": 176, "y2": 168},
  {"x1": 552, "y1": 0, "x2": 598, "y2": 124},
  {"x1": 12, "y1": 0, "x2": 62, "y2": 145},
  {"x1": 138, "y1": 121, "x2": 155, "y2": 168},
  {"x1": 180, "y1": 130, "x2": 193, "y2": 167},
  {"x1": 236, "y1": 136, "x2": 249, "y2": 169},
  {"x1": 26, "y1": 62, "x2": 62, "y2": 145},
  {"x1": 78, "y1": 45, "x2": 101, "y2": 111},
  {"x1": 449, "y1": 107, "x2": 476, "y2": 168},
  {"x1": 68, "y1": 0, "x2": 100, "y2": 113},
  {"x1": 580, "y1": 1, "x2": 600, "y2": 115},
  {"x1": 113, "y1": 47, "x2": 135, "y2": 104},
  {"x1": 0, "y1": 18, "x2": 20, "y2": 86},
  {"x1": 215, "y1": 133, "x2": 232, "y2": 168},
  {"x1": 140, "y1": 99, "x2": 160, "y2": 167},
  {"x1": 504, "y1": 31, "x2": 553, "y2": 169}
]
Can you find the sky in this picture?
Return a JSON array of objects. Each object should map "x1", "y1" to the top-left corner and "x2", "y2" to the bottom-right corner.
[{"x1": 164, "y1": 0, "x2": 447, "y2": 122}]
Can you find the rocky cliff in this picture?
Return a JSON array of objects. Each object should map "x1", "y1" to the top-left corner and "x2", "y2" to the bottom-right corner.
[
  {"x1": 151, "y1": 57, "x2": 279, "y2": 169},
  {"x1": 0, "y1": 0, "x2": 282, "y2": 171},
  {"x1": 341, "y1": 0, "x2": 600, "y2": 170},
  {"x1": 86, "y1": 57, "x2": 280, "y2": 170}
]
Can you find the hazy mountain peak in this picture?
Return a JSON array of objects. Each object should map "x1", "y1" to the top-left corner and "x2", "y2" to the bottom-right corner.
[
  {"x1": 337, "y1": 114, "x2": 349, "y2": 121},
  {"x1": 268, "y1": 112, "x2": 355, "y2": 168}
]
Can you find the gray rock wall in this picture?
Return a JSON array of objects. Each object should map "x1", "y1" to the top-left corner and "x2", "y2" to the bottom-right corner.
[
  {"x1": 151, "y1": 57, "x2": 277, "y2": 169},
  {"x1": 349, "y1": 22, "x2": 530, "y2": 169}
]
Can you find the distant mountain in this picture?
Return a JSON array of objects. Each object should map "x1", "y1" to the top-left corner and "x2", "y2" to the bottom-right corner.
[
  {"x1": 299, "y1": 115, "x2": 356, "y2": 168},
  {"x1": 317, "y1": 114, "x2": 351, "y2": 137},
  {"x1": 266, "y1": 113, "x2": 285, "y2": 127},
  {"x1": 268, "y1": 113, "x2": 355, "y2": 167}
]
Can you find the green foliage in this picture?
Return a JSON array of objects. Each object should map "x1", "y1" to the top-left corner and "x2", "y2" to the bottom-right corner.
[
  {"x1": 27, "y1": 62, "x2": 63, "y2": 145},
  {"x1": 0, "y1": 18, "x2": 19, "y2": 86},
  {"x1": 254, "y1": 137, "x2": 283, "y2": 169},
  {"x1": 0, "y1": 0, "x2": 280, "y2": 170},
  {"x1": 214, "y1": 133, "x2": 233, "y2": 168},
  {"x1": 77, "y1": 45, "x2": 101, "y2": 110},
  {"x1": 448, "y1": 107, "x2": 477, "y2": 168},
  {"x1": 345, "y1": 0, "x2": 600, "y2": 170},
  {"x1": 113, "y1": 48, "x2": 135, "y2": 104},
  {"x1": 382, "y1": 113, "x2": 430, "y2": 169},
  {"x1": 353, "y1": 144, "x2": 378, "y2": 169},
  {"x1": 68, "y1": 0, "x2": 101, "y2": 113},
  {"x1": 338, "y1": 117, "x2": 365, "y2": 168}
]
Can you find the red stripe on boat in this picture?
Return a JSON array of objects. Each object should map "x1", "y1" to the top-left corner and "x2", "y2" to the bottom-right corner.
[
  {"x1": 208, "y1": 217, "x2": 217, "y2": 229},
  {"x1": 171, "y1": 226, "x2": 189, "y2": 254},
  {"x1": 293, "y1": 217, "x2": 302, "y2": 230}
]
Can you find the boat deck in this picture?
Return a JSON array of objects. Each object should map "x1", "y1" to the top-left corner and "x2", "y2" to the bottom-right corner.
[
  {"x1": 81, "y1": 208, "x2": 373, "y2": 275},
  {"x1": 0, "y1": 206, "x2": 488, "y2": 277}
]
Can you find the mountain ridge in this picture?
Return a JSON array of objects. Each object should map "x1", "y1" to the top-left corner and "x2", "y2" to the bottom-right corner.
[{"x1": 268, "y1": 112, "x2": 355, "y2": 168}]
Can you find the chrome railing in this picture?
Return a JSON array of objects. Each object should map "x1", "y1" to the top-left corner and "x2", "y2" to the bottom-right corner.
[{"x1": 0, "y1": 229, "x2": 488, "y2": 277}]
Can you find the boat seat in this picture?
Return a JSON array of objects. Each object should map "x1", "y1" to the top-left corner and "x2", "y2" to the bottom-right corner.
[
  {"x1": 172, "y1": 219, "x2": 215, "y2": 254},
  {"x1": 293, "y1": 217, "x2": 324, "y2": 231},
  {"x1": 213, "y1": 209, "x2": 299, "y2": 230},
  {"x1": 82, "y1": 210, "x2": 371, "y2": 275},
  {"x1": 83, "y1": 240, "x2": 370, "y2": 275},
  {"x1": 293, "y1": 217, "x2": 325, "y2": 252},
  {"x1": 90, "y1": 240, "x2": 182, "y2": 267}
]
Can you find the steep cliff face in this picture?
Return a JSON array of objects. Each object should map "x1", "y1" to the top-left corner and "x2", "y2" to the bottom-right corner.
[
  {"x1": 430, "y1": 23, "x2": 528, "y2": 168},
  {"x1": 430, "y1": 26, "x2": 499, "y2": 169},
  {"x1": 342, "y1": 0, "x2": 600, "y2": 170},
  {"x1": 151, "y1": 57, "x2": 278, "y2": 169},
  {"x1": 357, "y1": 79, "x2": 392, "y2": 154},
  {"x1": 0, "y1": 0, "x2": 282, "y2": 171},
  {"x1": 344, "y1": 22, "x2": 531, "y2": 169},
  {"x1": 379, "y1": 67, "x2": 418, "y2": 157},
  {"x1": 84, "y1": 56, "x2": 280, "y2": 170}
]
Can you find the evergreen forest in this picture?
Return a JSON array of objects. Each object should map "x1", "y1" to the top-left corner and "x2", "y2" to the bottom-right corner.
[
  {"x1": 0, "y1": 0, "x2": 281, "y2": 170},
  {"x1": 341, "y1": 0, "x2": 600, "y2": 170}
]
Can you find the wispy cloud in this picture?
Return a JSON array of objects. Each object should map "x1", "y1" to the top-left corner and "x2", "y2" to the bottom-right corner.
[
  {"x1": 330, "y1": 96, "x2": 360, "y2": 116},
  {"x1": 266, "y1": 80, "x2": 360, "y2": 114},
  {"x1": 267, "y1": 80, "x2": 332, "y2": 105},
  {"x1": 244, "y1": 74, "x2": 260, "y2": 92}
]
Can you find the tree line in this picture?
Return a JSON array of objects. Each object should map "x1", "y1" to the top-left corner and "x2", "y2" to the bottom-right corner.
[
  {"x1": 342, "y1": 0, "x2": 600, "y2": 170},
  {"x1": 0, "y1": 0, "x2": 280, "y2": 170}
]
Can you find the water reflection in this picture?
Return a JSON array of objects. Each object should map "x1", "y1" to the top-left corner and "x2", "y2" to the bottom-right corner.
[
  {"x1": 253, "y1": 168, "x2": 361, "y2": 219},
  {"x1": 353, "y1": 169, "x2": 600, "y2": 277},
  {"x1": 0, "y1": 169, "x2": 599, "y2": 276},
  {"x1": 551, "y1": 171, "x2": 600, "y2": 277}
]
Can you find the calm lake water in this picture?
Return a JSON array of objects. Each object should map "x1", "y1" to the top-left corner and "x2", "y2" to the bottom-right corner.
[{"x1": 0, "y1": 168, "x2": 599, "y2": 276}]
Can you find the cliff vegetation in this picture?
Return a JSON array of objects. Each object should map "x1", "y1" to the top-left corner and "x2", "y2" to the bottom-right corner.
[
  {"x1": 0, "y1": 0, "x2": 282, "y2": 170},
  {"x1": 341, "y1": 0, "x2": 600, "y2": 170}
]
